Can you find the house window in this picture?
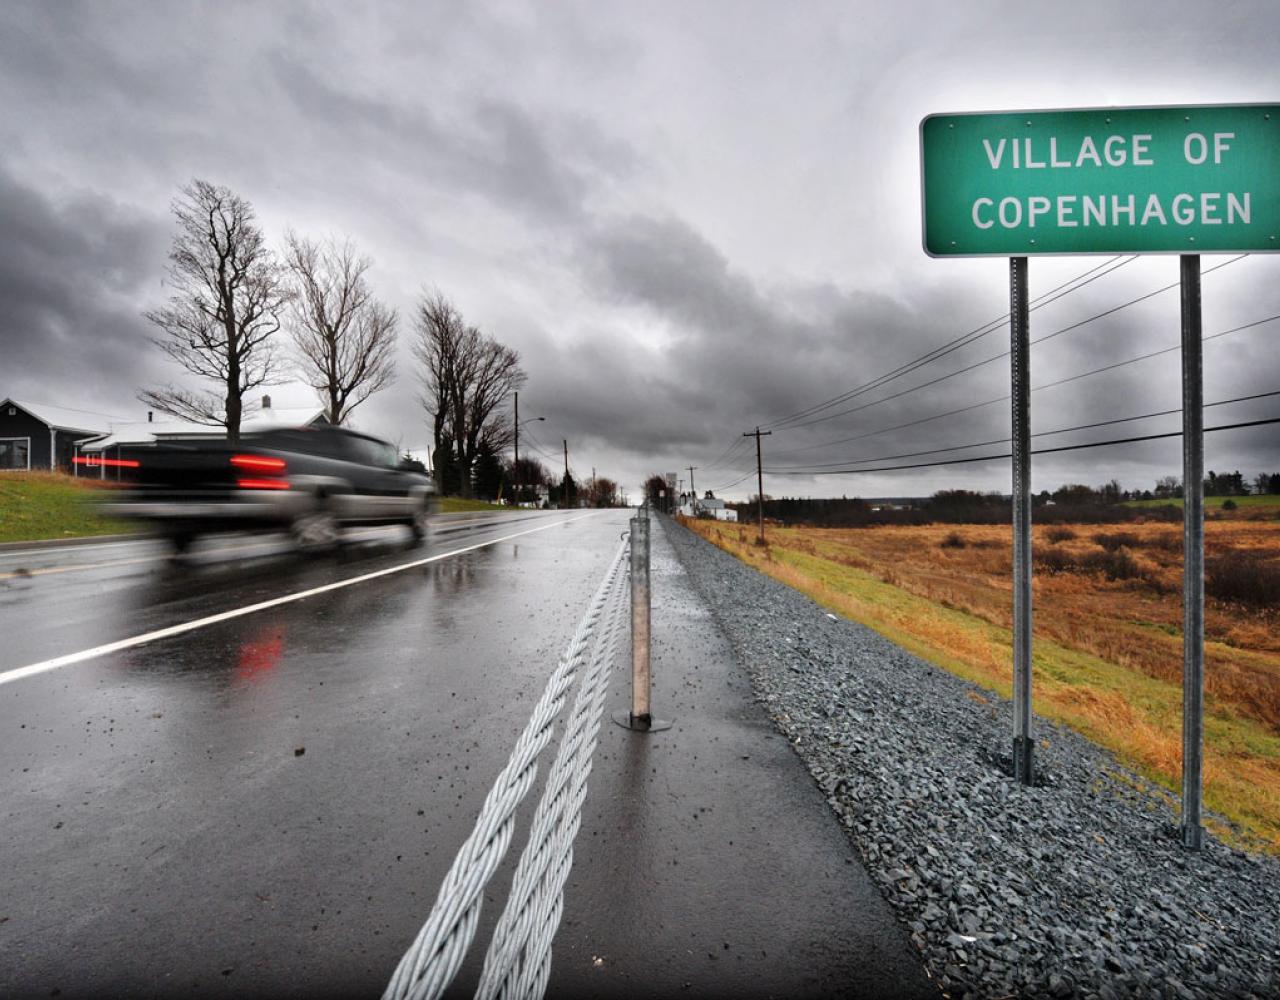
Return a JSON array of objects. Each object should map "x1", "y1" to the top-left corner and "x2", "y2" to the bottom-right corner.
[{"x1": 0, "y1": 437, "x2": 31, "y2": 471}]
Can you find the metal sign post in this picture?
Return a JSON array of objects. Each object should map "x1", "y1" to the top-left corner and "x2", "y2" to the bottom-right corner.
[
  {"x1": 921, "y1": 101, "x2": 1280, "y2": 845},
  {"x1": 1180, "y1": 256, "x2": 1205, "y2": 849},
  {"x1": 1010, "y1": 257, "x2": 1034, "y2": 785}
]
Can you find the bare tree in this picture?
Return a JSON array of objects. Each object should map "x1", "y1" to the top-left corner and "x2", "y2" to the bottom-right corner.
[
  {"x1": 413, "y1": 290, "x2": 525, "y2": 497},
  {"x1": 583, "y1": 476, "x2": 620, "y2": 508},
  {"x1": 283, "y1": 233, "x2": 398, "y2": 425},
  {"x1": 140, "y1": 179, "x2": 288, "y2": 442}
]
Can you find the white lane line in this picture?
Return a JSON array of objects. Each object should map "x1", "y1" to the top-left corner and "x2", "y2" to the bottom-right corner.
[
  {"x1": 0, "y1": 513, "x2": 600, "y2": 688},
  {"x1": 0, "y1": 517, "x2": 532, "y2": 582}
]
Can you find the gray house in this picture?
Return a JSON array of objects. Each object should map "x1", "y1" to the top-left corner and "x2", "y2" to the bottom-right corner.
[{"x1": 0, "y1": 398, "x2": 113, "y2": 472}]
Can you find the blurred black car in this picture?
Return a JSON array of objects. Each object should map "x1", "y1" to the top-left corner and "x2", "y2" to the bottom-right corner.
[{"x1": 100, "y1": 424, "x2": 435, "y2": 552}]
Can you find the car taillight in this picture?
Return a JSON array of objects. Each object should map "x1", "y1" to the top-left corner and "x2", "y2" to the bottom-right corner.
[
  {"x1": 231, "y1": 454, "x2": 288, "y2": 490},
  {"x1": 230, "y1": 454, "x2": 287, "y2": 474},
  {"x1": 72, "y1": 456, "x2": 140, "y2": 468}
]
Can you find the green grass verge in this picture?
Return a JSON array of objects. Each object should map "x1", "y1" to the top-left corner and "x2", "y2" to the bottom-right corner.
[
  {"x1": 1122, "y1": 494, "x2": 1280, "y2": 510},
  {"x1": 437, "y1": 497, "x2": 510, "y2": 513},
  {"x1": 0, "y1": 473, "x2": 135, "y2": 543}
]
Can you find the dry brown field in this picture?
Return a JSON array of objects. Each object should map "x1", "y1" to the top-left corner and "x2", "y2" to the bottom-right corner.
[{"x1": 686, "y1": 514, "x2": 1280, "y2": 848}]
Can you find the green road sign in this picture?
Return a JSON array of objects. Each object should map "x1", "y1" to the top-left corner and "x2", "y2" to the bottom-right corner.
[{"x1": 921, "y1": 104, "x2": 1280, "y2": 256}]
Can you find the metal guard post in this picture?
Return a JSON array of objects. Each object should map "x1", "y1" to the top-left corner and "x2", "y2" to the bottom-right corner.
[{"x1": 614, "y1": 504, "x2": 671, "y2": 733}]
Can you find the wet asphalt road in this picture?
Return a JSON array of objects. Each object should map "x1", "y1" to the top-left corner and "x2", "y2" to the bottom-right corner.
[
  {"x1": 1, "y1": 510, "x2": 619, "y2": 998},
  {"x1": 0, "y1": 511, "x2": 933, "y2": 999}
]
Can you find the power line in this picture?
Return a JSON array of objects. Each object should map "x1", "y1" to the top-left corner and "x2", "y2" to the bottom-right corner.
[
  {"x1": 704, "y1": 470, "x2": 757, "y2": 494},
  {"x1": 518, "y1": 426, "x2": 559, "y2": 464},
  {"x1": 764, "y1": 416, "x2": 1280, "y2": 479},
  {"x1": 702, "y1": 435, "x2": 752, "y2": 471},
  {"x1": 766, "y1": 256, "x2": 1136, "y2": 431},
  {"x1": 767, "y1": 390, "x2": 1280, "y2": 470},
  {"x1": 776, "y1": 255, "x2": 1250, "y2": 433},
  {"x1": 770, "y1": 313, "x2": 1280, "y2": 460}
]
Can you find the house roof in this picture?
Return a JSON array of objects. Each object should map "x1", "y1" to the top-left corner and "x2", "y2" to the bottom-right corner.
[
  {"x1": 2, "y1": 398, "x2": 119, "y2": 435},
  {"x1": 80, "y1": 405, "x2": 328, "y2": 451}
]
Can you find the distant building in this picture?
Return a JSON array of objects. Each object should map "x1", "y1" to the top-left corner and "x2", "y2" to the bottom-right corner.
[
  {"x1": 0, "y1": 398, "x2": 114, "y2": 472},
  {"x1": 76, "y1": 397, "x2": 329, "y2": 478},
  {"x1": 679, "y1": 493, "x2": 737, "y2": 521},
  {"x1": 2, "y1": 392, "x2": 345, "y2": 479}
]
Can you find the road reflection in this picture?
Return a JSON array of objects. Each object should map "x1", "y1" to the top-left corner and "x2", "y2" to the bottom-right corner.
[{"x1": 233, "y1": 622, "x2": 286, "y2": 684}]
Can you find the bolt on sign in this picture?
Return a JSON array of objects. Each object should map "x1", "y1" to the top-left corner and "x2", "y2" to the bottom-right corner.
[{"x1": 921, "y1": 104, "x2": 1280, "y2": 256}]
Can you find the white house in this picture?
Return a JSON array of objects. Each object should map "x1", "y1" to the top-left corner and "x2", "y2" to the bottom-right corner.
[
  {"x1": 75, "y1": 398, "x2": 327, "y2": 477},
  {"x1": 680, "y1": 494, "x2": 738, "y2": 521}
]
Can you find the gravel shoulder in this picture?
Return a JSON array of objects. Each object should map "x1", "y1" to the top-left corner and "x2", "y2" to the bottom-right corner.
[{"x1": 662, "y1": 516, "x2": 1280, "y2": 1000}]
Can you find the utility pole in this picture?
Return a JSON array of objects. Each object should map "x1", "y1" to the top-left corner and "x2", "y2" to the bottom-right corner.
[
  {"x1": 687, "y1": 465, "x2": 697, "y2": 499},
  {"x1": 513, "y1": 392, "x2": 519, "y2": 504},
  {"x1": 743, "y1": 427, "x2": 772, "y2": 544},
  {"x1": 563, "y1": 438, "x2": 570, "y2": 508}
]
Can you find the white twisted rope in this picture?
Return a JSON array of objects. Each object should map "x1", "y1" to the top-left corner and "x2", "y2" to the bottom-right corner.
[
  {"x1": 475, "y1": 565, "x2": 630, "y2": 1000},
  {"x1": 382, "y1": 537, "x2": 630, "y2": 1000},
  {"x1": 515, "y1": 580, "x2": 629, "y2": 1000},
  {"x1": 518, "y1": 574, "x2": 630, "y2": 1000}
]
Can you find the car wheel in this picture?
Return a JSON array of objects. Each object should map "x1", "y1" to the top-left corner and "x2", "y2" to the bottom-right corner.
[
  {"x1": 409, "y1": 502, "x2": 430, "y2": 545},
  {"x1": 292, "y1": 507, "x2": 339, "y2": 552},
  {"x1": 166, "y1": 531, "x2": 195, "y2": 557}
]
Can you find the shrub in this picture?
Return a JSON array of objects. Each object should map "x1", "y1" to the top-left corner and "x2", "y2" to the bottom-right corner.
[
  {"x1": 1038, "y1": 544, "x2": 1147, "y2": 581},
  {"x1": 939, "y1": 531, "x2": 967, "y2": 549},
  {"x1": 1046, "y1": 526, "x2": 1076, "y2": 543},
  {"x1": 1222, "y1": 498, "x2": 1238, "y2": 511},
  {"x1": 1036, "y1": 546, "x2": 1074, "y2": 574},
  {"x1": 1093, "y1": 531, "x2": 1141, "y2": 552},
  {"x1": 1080, "y1": 547, "x2": 1144, "y2": 581},
  {"x1": 1206, "y1": 552, "x2": 1280, "y2": 607},
  {"x1": 1148, "y1": 532, "x2": 1183, "y2": 553}
]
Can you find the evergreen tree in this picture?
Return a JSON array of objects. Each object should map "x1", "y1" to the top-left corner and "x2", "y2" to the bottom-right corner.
[
  {"x1": 472, "y1": 439, "x2": 503, "y2": 500},
  {"x1": 433, "y1": 434, "x2": 460, "y2": 496},
  {"x1": 552, "y1": 472, "x2": 578, "y2": 508}
]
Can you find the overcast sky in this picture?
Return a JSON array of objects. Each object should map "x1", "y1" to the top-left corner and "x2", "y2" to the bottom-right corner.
[{"x1": 3, "y1": 0, "x2": 1279, "y2": 499}]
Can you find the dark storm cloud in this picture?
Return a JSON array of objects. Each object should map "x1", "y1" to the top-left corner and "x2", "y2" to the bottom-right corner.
[
  {"x1": 563, "y1": 210, "x2": 1280, "y2": 493},
  {"x1": 268, "y1": 53, "x2": 635, "y2": 227},
  {"x1": 576, "y1": 212, "x2": 942, "y2": 429},
  {"x1": 567, "y1": 210, "x2": 1034, "y2": 492},
  {"x1": 0, "y1": 165, "x2": 167, "y2": 408},
  {"x1": 516, "y1": 320, "x2": 708, "y2": 458},
  {"x1": 0, "y1": 2, "x2": 161, "y2": 110},
  {"x1": 2, "y1": 1, "x2": 1278, "y2": 496}
]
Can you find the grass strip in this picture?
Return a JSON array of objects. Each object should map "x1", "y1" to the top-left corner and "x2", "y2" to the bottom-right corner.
[
  {"x1": 0, "y1": 473, "x2": 134, "y2": 543},
  {"x1": 437, "y1": 497, "x2": 511, "y2": 513}
]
